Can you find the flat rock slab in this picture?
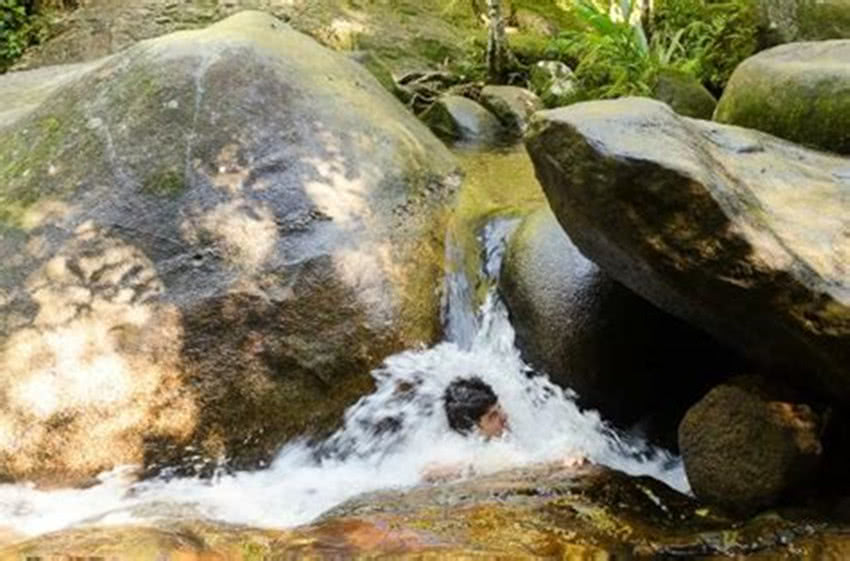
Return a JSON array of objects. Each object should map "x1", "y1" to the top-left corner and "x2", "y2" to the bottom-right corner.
[
  {"x1": 715, "y1": 40, "x2": 850, "y2": 154},
  {"x1": 1, "y1": 465, "x2": 841, "y2": 559},
  {"x1": 526, "y1": 98, "x2": 850, "y2": 403}
]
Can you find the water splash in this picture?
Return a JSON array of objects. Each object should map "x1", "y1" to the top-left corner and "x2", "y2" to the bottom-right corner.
[{"x1": 0, "y1": 218, "x2": 687, "y2": 539}]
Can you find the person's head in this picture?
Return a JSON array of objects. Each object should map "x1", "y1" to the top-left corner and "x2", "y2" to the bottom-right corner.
[{"x1": 443, "y1": 376, "x2": 508, "y2": 438}]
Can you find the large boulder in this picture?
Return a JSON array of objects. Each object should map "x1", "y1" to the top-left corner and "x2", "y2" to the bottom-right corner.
[
  {"x1": 752, "y1": 0, "x2": 850, "y2": 45},
  {"x1": 500, "y1": 206, "x2": 737, "y2": 431},
  {"x1": 679, "y1": 377, "x2": 824, "y2": 513},
  {"x1": 0, "y1": 11, "x2": 459, "y2": 486},
  {"x1": 715, "y1": 41, "x2": 850, "y2": 155},
  {"x1": 525, "y1": 98, "x2": 850, "y2": 404}
]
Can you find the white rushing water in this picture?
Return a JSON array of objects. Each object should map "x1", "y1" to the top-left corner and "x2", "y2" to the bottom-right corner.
[{"x1": 0, "y1": 219, "x2": 687, "y2": 539}]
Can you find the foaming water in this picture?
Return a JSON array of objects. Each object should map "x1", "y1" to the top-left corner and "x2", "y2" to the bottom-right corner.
[{"x1": 0, "y1": 218, "x2": 687, "y2": 539}]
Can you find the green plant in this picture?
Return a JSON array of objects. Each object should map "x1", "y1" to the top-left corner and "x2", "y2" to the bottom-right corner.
[
  {"x1": 0, "y1": 0, "x2": 50, "y2": 72},
  {"x1": 543, "y1": 0, "x2": 759, "y2": 102},
  {"x1": 652, "y1": 0, "x2": 759, "y2": 92},
  {"x1": 547, "y1": 0, "x2": 658, "y2": 99}
]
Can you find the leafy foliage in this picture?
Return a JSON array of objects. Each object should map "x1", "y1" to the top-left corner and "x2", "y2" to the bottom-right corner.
[
  {"x1": 652, "y1": 0, "x2": 759, "y2": 92},
  {"x1": 544, "y1": 0, "x2": 759, "y2": 101},
  {"x1": 0, "y1": 0, "x2": 50, "y2": 72}
]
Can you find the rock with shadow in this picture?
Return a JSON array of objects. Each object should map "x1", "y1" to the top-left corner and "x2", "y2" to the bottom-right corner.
[
  {"x1": 500, "y1": 205, "x2": 740, "y2": 439},
  {"x1": 680, "y1": 376, "x2": 825, "y2": 515},
  {"x1": 525, "y1": 97, "x2": 850, "y2": 408},
  {"x1": 0, "y1": 11, "x2": 459, "y2": 486},
  {"x1": 715, "y1": 40, "x2": 850, "y2": 155},
  {"x1": 420, "y1": 95, "x2": 505, "y2": 145}
]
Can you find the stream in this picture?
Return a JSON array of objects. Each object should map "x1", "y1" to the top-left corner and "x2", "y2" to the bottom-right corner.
[{"x1": 0, "y1": 147, "x2": 687, "y2": 541}]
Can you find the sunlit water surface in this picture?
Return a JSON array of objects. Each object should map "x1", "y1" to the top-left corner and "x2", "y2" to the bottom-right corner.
[{"x1": 0, "y1": 155, "x2": 688, "y2": 540}]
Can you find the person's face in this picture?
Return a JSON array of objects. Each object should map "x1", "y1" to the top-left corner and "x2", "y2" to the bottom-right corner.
[{"x1": 477, "y1": 403, "x2": 508, "y2": 439}]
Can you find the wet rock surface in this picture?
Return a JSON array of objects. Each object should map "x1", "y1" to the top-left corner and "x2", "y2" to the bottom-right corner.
[
  {"x1": 500, "y1": 206, "x2": 737, "y2": 434},
  {"x1": 3, "y1": 464, "x2": 848, "y2": 559},
  {"x1": 0, "y1": 11, "x2": 459, "y2": 486},
  {"x1": 526, "y1": 97, "x2": 850, "y2": 406}
]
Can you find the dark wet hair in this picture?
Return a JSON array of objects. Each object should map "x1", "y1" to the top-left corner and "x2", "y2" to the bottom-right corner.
[{"x1": 443, "y1": 376, "x2": 498, "y2": 434}]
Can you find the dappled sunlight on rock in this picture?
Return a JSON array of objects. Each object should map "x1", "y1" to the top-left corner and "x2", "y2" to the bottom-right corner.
[
  {"x1": 20, "y1": 200, "x2": 73, "y2": 232},
  {"x1": 0, "y1": 226, "x2": 196, "y2": 485},
  {"x1": 332, "y1": 243, "x2": 397, "y2": 325},
  {"x1": 195, "y1": 199, "x2": 278, "y2": 270}
]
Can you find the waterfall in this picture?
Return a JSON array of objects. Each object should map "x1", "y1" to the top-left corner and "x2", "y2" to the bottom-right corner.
[{"x1": 0, "y1": 216, "x2": 687, "y2": 538}]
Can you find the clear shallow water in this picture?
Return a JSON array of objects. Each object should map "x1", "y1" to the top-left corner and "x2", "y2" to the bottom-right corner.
[{"x1": 0, "y1": 172, "x2": 687, "y2": 541}]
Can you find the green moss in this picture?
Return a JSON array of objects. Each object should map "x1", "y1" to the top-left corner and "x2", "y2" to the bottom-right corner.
[
  {"x1": 241, "y1": 541, "x2": 269, "y2": 561},
  {"x1": 411, "y1": 36, "x2": 458, "y2": 63},
  {"x1": 797, "y1": 0, "x2": 850, "y2": 39},
  {"x1": 715, "y1": 61, "x2": 850, "y2": 154},
  {"x1": 512, "y1": 0, "x2": 581, "y2": 30},
  {"x1": 142, "y1": 169, "x2": 187, "y2": 198},
  {"x1": 652, "y1": 69, "x2": 717, "y2": 119},
  {"x1": 509, "y1": 33, "x2": 553, "y2": 64}
]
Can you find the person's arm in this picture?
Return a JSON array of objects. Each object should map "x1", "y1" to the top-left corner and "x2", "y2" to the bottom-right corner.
[
  {"x1": 541, "y1": 454, "x2": 589, "y2": 471},
  {"x1": 421, "y1": 461, "x2": 472, "y2": 483}
]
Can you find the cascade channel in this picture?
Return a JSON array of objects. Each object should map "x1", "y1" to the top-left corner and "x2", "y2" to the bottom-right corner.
[{"x1": 0, "y1": 150, "x2": 687, "y2": 541}]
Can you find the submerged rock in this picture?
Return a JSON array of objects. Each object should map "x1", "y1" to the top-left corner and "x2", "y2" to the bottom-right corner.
[
  {"x1": 420, "y1": 95, "x2": 505, "y2": 144},
  {"x1": 0, "y1": 11, "x2": 459, "y2": 486},
  {"x1": 680, "y1": 377, "x2": 824, "y2": 513},
  {"x1": 525, "y1": 98, "x2": 850, "y2": 404},
  {"x1": 500, "y1": 206, "x2": 736, "y2": 432},
  {"x1": 715, "y1": 40, "x2": 850, "y2": 154},
  {"x1": 479, "y1": 85, "x2": 543, "y2": 136}
]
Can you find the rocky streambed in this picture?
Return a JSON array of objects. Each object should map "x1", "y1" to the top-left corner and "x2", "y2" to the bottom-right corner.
[{"x1": 3, "y1": 5, "x2": 850, "y2": 559}]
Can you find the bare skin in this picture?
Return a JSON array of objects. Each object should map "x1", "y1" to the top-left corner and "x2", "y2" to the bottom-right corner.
[{"x1": 422, "y1": 402, "x2": 587, "y2": 483}]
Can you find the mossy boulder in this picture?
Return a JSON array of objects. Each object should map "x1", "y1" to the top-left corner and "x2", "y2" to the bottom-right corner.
[
  {"x1": 500, "y1": 206, "x2": 738, "y2": 433},
  {"x1": 715, "y1": 40, "x2": 850, "y2": 154},
  {"x1": 752, "y1": 0, "x2": 850, "y2": 45},
  {"x1": 479, "y1": 85, "x2": 543, "y2": 136},
  {"x1": 0, "y1": 11, "x2": 459, "y2": 487},
  {"x1": 652, "y1": 69, "x2": 717, "y2": 119},
  {"x1": 526, "y1": 98, "x2": 850, "y2": 405},
  {"x1": 529, "y1": 60, "x2": 577, "y2": 108},
  {"x1": 10, "y1": 0, "x2": 479, "y2": 77},
  {"x1": 420, "y1": 95, "x2": 505, "y2": 144},
  {"x1": 680, "y1": 377, "x2": 824, "y2": 514}
]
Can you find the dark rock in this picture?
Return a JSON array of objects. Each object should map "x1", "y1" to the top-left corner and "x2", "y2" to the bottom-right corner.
[
  {"x1": 500, "y1": 206, "x2": 739, "y2": 435},
  {"x1": 680, "y1": 377, "x2": 824, "y2": 513},
  {"x1": 525, "y1": 97, "x2": 850, "y2": 405}
]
